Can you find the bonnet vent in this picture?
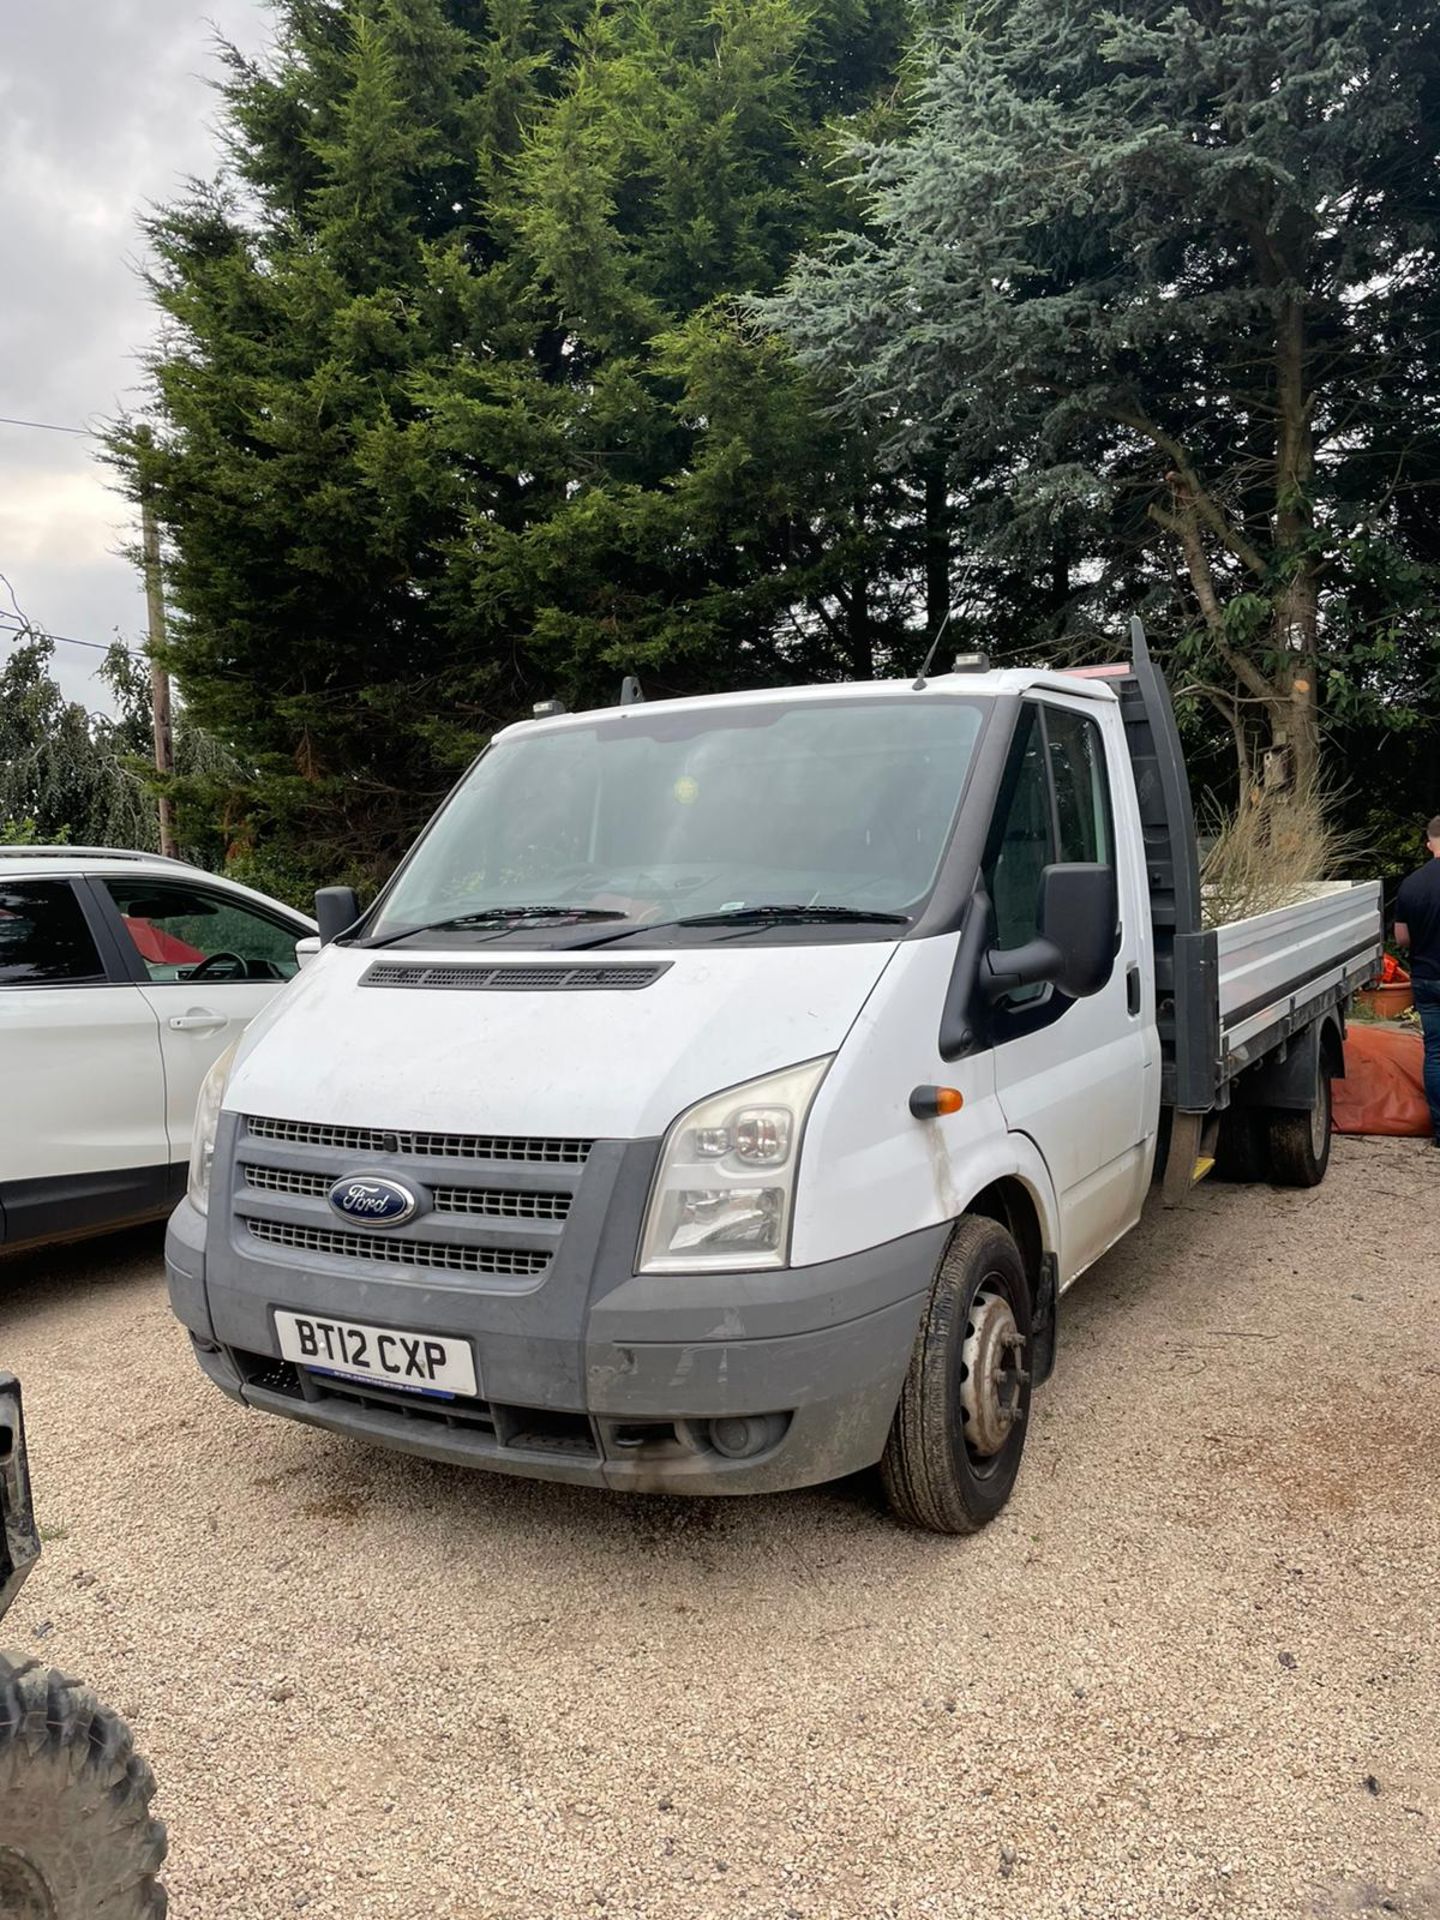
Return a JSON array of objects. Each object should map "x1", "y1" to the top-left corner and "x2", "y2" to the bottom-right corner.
[{"x1": 360, "y1": 961, "x2": 671, "y2": 992}]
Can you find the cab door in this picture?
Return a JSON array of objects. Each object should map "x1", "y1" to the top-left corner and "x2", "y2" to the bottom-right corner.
[
  {"x1": 91, "y1": 876, "x2": 305, "y2": 1162},
  {"x1": 982, "y1": 697, "x2": 1156, "y2": 1283}
]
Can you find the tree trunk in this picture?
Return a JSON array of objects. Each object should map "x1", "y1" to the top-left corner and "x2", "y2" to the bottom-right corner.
[
  {"x1": 923, "y1": 455, "x2": 949, "y2": 640},
  {"x1": 847, "y1": 566, "x2": 873, "y2": 680},
  {"x1": 1270, "y1": 291, "x2": 1320, "y2": 804}
]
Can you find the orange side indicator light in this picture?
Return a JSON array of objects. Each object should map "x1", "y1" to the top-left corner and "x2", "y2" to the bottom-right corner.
[{"x1": 909, "y1": 1085, "x2": 964, "y2": 1119}]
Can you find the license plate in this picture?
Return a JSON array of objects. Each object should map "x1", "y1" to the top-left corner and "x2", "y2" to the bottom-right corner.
[{"x1": 274, "y1": 1310, "x2": 478, "y2": 1399}]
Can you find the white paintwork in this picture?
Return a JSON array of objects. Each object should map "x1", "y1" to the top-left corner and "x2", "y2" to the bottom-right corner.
[
  {"x1": 215, "y1": 670, "x2": 1379, "y2": 1299},
  {"x1": 141, "y1": 977, "x2": 287, "y2": 1159},
  {"x1": 0, "y1": 985, "x2": 167, "y2": 1182},
  {"x1": 486, "y1": 666, "x2": 1123, "y2": 752},
  {"x1": 0, "y1": 851, "x2": 314, "y2": 1194},
  {"x1": 985, "y1": 692, "x2": 1160, "y2": 1284},
  {"x1": 225, "y1": 939, "x2": 898, "y2": 1140},
  {"x1": 790, "y1": 932, "x2": 1064, "y2": 1271}
]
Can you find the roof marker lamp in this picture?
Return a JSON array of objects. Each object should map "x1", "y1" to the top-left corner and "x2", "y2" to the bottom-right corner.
[{"x1": 639, "y1": 1058, "x2": 832, "y2": 1273}]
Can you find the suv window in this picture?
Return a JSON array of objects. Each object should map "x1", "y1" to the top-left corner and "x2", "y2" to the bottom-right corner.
[
  {"x1": 102, "y1": 879, "x2": 302, "y2": 984},
  {"x1": 0, "y1": 880, "x2": 106, "y2": 986}
]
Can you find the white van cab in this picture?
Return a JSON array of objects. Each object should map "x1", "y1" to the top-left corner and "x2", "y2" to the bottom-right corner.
[
  {"x1": 166, "y1": 629, "x2": 1380, "y2": 1532},
  {"x1": 1, "y1": 849, "x2": 313, "y2": 1252}
]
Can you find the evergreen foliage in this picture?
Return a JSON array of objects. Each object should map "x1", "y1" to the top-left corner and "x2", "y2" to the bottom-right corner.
[
  {"x1": 0, "y1": 630, "x2": 245, "y2": 870},
  {"x1": 110, "y1": 0, "x2": 912, "y2": 885},
  {"x1": 764, "y1": 0, "x2": 1440, "y2": 799}
]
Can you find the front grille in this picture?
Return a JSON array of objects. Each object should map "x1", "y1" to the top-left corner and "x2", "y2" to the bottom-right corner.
[
  {"x1": 244, "y1": 1166, "x2": 327, "y2": 1198},
  {"x1": 226, "y1": 1350, "x2": 598, "y2": 1454},
  {"x1": 433, "y1": 1185, "x2": 570, "y2": 1221},
  {"x1": 241, "y1": 1164, "x2": 572, "y2": 1222},
  {"x1": 244, "y1": 1116, "x2": 591, "y2": 1165},
  {"x1": 243, "y1": 1218, "x2": 550, "y2": 1277},
  {"x1": 361, "y1": 961, "x2": 668, "y2": 992}
]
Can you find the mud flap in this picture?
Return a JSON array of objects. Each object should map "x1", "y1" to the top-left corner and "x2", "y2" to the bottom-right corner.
[
  {"x1": 1161, "y1": 1109, "x2": 1207, "y2": 1206},
  {"x1": 1030, "y1": 1253, "x2": 1058, "y2": 1384}
]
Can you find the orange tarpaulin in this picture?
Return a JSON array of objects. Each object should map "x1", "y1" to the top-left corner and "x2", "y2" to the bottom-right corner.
[{"x1": 1333, "y1": 1024, "x2": 1431, "y2": 1138}]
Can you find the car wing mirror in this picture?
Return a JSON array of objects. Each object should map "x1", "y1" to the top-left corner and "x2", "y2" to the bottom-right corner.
[{"x1": 314, "y1": 887, "x2": 362, "y2": 946}]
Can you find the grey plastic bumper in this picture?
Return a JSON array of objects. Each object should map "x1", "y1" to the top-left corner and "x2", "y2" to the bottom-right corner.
[{"x1": 167, "y1": 1197, "x2": 944, "y2": 1496}]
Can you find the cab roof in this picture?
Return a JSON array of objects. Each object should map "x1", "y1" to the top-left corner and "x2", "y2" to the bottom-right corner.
[{"x1": 497, "y1": 666, "x2": 1122, "y2": 744}]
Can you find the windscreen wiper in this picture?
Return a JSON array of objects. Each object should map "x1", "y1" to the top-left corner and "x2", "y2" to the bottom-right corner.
[
  {"x1": 361, "y1": 906, "x2": 628, "y2": 950},
  {"x1": 575, "y1": 904, "x2": 911, "y2": 947}
]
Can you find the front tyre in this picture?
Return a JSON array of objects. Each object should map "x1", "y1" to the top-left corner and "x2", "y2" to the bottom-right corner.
[
  {"x1": 0, "y1": 1657, "x2": 167, "y2": 1919},
  {"x1": 881, "y1": 1216, "x2": 1033, "y2": 1535}
]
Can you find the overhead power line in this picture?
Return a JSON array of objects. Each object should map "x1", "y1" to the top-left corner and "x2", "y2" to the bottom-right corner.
[
  {"x1": 0, "y1": 619, "x2": 145, "y2": 659},
  {"x1": 0, "y1": 414, "x2": 90, "y2": 436}
]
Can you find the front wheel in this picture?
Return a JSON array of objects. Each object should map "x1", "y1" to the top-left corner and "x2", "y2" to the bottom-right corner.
[
  {"x1": 0, "y1": 1657, "x2": 167, "y2": 1919},
  {"x1": 881, "y1": 1216, "x2": 1033, "y2": 1535}
]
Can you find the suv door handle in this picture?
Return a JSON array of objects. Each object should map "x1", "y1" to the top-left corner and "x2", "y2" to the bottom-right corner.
[
  {"x1": 1126, "y1": 965, "x2": 1142, "y2": 1017},
  {"x1": 169, "y1": 1009, "x2": 228, "y2": 1034}
]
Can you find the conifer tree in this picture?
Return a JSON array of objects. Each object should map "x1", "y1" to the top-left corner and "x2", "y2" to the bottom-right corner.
[
  {"x1": 765, "y1": 0, "x2": 1440, "y2": 794},
  {"x1": 111, "y1": 0, "x2": 909, "y2": 883}
]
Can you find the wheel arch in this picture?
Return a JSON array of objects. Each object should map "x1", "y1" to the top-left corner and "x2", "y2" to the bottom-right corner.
[{"x1": 964, "y1": 1175, "x2": 1044, "y2": 1296}]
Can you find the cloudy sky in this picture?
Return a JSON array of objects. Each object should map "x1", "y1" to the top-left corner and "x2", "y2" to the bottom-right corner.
[{"x1": 0, "y1": 1, "x2": 273, "y2": 711}]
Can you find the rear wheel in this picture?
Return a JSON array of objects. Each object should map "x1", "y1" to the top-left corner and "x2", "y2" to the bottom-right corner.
[
  {"x1": 1214, "y1": 1108, "x2": 1269, "y2": 1182},
  {"x1": 1264, "y1": 1050, "x2": 1334, "y2": 1188},
  {"x1": 881, "y1": 1216, "x2": 1033, "y2": 1535},
  {"x1": 0, "y1": 1657, "x2": 167, "y2": 1919}
]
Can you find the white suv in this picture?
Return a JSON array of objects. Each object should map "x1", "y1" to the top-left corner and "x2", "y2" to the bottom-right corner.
[{"x1": 1, "y1": 848, "x2": 314, "y2": 1254}]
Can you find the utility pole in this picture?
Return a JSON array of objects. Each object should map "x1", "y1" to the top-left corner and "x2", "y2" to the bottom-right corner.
[{"x1": 139, "y1": 485, "x2": 177, "y2": 859}]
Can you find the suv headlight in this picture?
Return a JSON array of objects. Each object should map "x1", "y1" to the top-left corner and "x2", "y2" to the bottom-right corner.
[
  {"x1": 638, "y1": 1057, "x2": 832, "y2": 1273},
  {"x1": 188, "y1": 1041, "x2": 239, "y2": 1216}
]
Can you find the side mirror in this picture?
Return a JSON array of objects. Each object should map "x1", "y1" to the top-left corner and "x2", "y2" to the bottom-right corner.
[
  {"x1": 982, "y1": 863, "x2": 1117, "y2": 1002},
  {"x1": 294, "y1": 934, "x2": 321, "y2": 970},
  {"x1": 314, "y1": 886, "x2": 362, "y2": 946}
]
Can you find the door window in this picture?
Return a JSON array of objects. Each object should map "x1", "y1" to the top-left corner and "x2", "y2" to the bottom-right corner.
[
  {"x1": 985, "y1": 707, "x2": 1053, "y2": 956},
  {"x1": 982, "y1": 701, "x2": 1118, "y2": 1013},
  {"x1": 1045, "y1": 706, "x2": 1113, "y2": 864},
  {"x1": 101, "y1": 879, "x2": 302, "y2": 984},
  {"x1": 0, "y1": 881, "x2": 106, "y2": 985}
]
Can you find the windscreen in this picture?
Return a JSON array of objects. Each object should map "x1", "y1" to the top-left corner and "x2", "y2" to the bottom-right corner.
[{"x1": 367, "y1": 696, "x2": 986, "y2": 941}]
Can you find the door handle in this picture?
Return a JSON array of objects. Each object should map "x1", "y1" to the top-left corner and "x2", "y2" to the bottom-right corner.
[
  {"x1": 169, "y1": 1010, "x2": 228, "y2": 1034},
  {"x1": 1126, "y1": 965, "x2": 1142, "y2": 1017}
]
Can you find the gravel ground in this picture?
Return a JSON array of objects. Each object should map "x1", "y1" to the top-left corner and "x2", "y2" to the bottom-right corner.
[{"x1": 2, "y1": 1135, "x2": 1438, "y2": 1920}]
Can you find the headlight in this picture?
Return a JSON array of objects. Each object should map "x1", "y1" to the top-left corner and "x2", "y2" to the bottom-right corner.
[
  {"x1": 638, "y1": 1058, "x2": 831, "y2": 1273},
  {"x1": 187, "y1": 1041, "x2": 239, "y2": 1216}
]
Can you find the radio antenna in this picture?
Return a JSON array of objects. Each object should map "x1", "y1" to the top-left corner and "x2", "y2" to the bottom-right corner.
[
  {"x1": 912, "y1": 607, "x2": 956, "y2": 691},
  {"x1": 913, "y1": 555, "x2": 984, "y2": 691}
]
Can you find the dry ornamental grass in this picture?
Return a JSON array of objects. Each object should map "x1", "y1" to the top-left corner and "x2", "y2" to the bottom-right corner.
[{"x1": 1199, "y1": 772, "x2": 1366, "y2": 929}]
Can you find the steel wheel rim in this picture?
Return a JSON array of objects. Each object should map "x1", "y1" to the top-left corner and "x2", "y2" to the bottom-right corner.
[{"x1": 959, "y1": 1282, "x2": 1026, "y2": 1463}]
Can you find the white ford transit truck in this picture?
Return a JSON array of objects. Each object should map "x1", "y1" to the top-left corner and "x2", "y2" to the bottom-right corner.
[{"x1": 167, "y1": 624, "x2": 1382, "y2": 1533}]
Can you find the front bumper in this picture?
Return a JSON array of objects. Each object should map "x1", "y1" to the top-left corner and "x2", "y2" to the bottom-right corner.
[{"x1": 166, "y1": 1190, "x2": 942, "y2": 1496}]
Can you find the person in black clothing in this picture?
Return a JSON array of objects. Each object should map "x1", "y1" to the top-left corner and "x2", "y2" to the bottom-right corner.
[{"x1": 1394, "y1": 814, "x2": 1440, "y2": 1146}]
